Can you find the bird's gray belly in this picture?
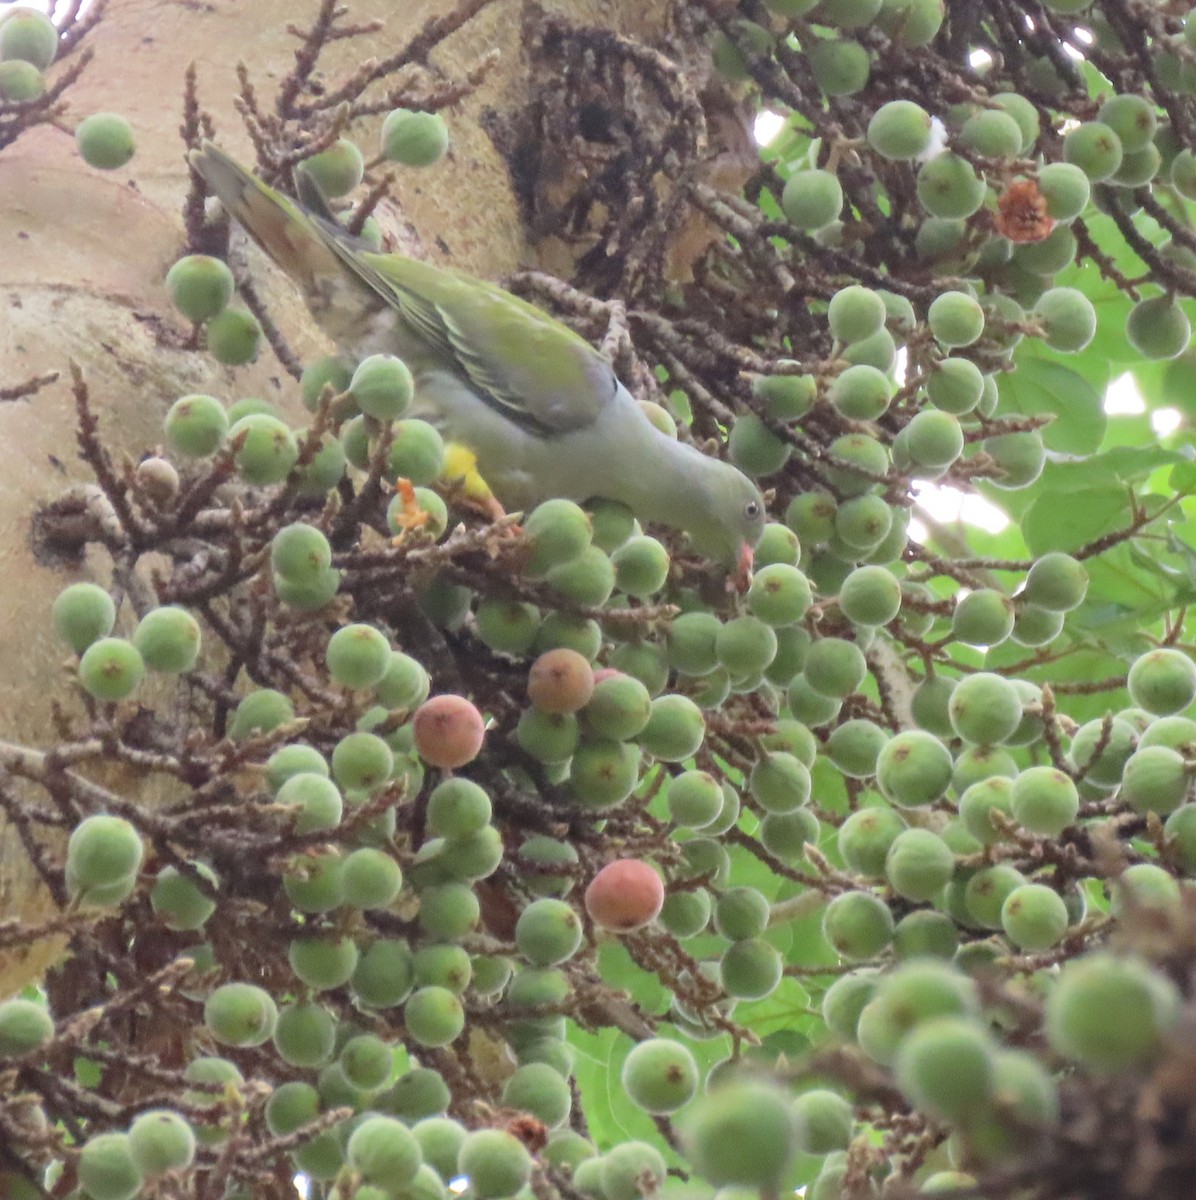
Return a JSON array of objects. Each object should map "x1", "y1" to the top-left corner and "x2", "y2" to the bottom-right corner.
[
  {"x1": 344, "y1": 329, "x2": 625, "y2": 509},
  {"x1": 408, "y1": 370, "x2": 606, "y2": 511}
]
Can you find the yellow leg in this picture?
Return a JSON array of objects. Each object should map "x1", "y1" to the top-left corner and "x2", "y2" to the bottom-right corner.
[
  {"x1": 441, "y1": 443, "x2": 520, "y2": 532},
  {"x1": 456, "y1": 480, "x2": 521, "y2": 533}
]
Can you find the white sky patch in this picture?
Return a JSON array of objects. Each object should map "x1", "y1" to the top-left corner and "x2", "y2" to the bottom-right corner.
[
  {"x1": 1152, "y1": 407, "x2": 1184, "y2": 436},
  {"x1": 969, "y1": 49, "x2": 993, "y2": 71},
  {"x1": 917, "y1": 116, "x2": 948, "y2": 163},
  {"x1": 910, "y1": 481, "x2": 1012, "y2": 539},
  {"x1": 1105, "y1": 371, "x2": 1146, "y2": 415},
  {"x1": 293, "y1": 1175, "x2": 310, "y2": 1198},
  {"x1": 450, "y1": 1177, "x2": 471, "y2": 1194},
  {"x1": 754, "y1": 109, "x2": 786, "y2": 147},
  {"x1": 893, "y1": 346, "x2": 909, "y2": 387}
]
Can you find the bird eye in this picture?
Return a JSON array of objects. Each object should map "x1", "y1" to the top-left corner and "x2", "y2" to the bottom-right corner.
[{"x1": 745, "y1": 500, "x2": 761, "y2": 520}]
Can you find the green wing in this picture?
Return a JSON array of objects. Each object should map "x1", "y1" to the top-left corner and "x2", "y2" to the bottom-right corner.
[
  {"x1": 319, "y1": 233, "x2": 617, "y2": 438},
  {"x1": 194, "y1": 144, "x2": 616, "y2": 437}
]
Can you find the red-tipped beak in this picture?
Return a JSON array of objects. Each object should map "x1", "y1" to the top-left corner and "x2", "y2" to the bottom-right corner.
[{"x1": 734, "y1": 542, "x2": 754, "y2": 592}]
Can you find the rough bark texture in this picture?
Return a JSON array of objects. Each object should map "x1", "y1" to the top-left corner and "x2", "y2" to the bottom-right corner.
[{"x1": 0, "y1": 0, "x2": 668, "y2": 993}]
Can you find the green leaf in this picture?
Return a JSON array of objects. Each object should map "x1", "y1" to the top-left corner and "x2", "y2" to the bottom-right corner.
[
  {"x1": 998, "y1": 356, "x2": 1106, "y2": 454},
  {"x1": 1023, "y1": 485, "x2": 1128, "y2": 554},
  {"x1": 992, "y1": 644, "x2": 1130, "y2": 725},
  {"x1": 953, "y1": 519, "x2": 1029, "y2": 564},
  {"x1": 596, "y1": 942, "x2": 670, "y2": 1014},
  {"x1": 728, "y1": 840, "x2": 786, "y2": 898},
  {"x1": 810, "y1": 755, "x2": 849, "y2": 818},
  {"x1": 762, "y1": 1027, "x2": 814, "y2": 1059},
  {"x1": 762, "y1": 120, "x2": 812, "y2": 168},
  {"x1": 1169, "y1": 459, "x2": 1196, "y2": 493},
  {"x1": 1081, "y1": 542, "x2": 1170, "y2": 612},
  {"x1": 75, "y1": 1057, "x2": 103, "y2": 1088},
  {"x1": 568, "y1": 1027, "x2": 653, "y2": 1152},
  {"x1": 730, "y1": 978, "x2": 813, "y2": 1039},
  {"x1": 1159, "y1": 526, "x2": 1196, "y2": 601},
  {"x1": 757, "y1": 185, "x2": 784, "y2": 223},
  {"x1": 569, "y1": 1024, "x2": 728, "y2": 1156},
  {"x1": 1033, "y1": 444, "x2": 1189, "y2": 493}
]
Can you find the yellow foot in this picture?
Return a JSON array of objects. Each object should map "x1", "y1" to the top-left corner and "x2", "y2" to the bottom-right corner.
[
  {"x1": 441, "y1": 443, "x2": 520, "y2": 531},
  {"x1": 389, "y1": 478, "x2": 431, "y2": 545},
  {"x1": 460, "y1": 490, "x2": 522, "y2": 536},
  {"x1": 480, "y1": 494, "x2": 509, "y2": 524},
  {"x1": 484, "y1": 494, "x2": 524, "y2": 536},
  {"x1": 440, "y1": 474, "x2": 521, "y2": 534}
]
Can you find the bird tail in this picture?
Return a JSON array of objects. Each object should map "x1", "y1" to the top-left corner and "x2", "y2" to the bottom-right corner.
[{"x1": 187, "y1": 142, "x2": 356, "y2": 303}]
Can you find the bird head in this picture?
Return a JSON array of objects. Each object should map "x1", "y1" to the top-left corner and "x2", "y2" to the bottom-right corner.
[{"x1": 687, "y1": 462, "x2": 767, "y2": 591}]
